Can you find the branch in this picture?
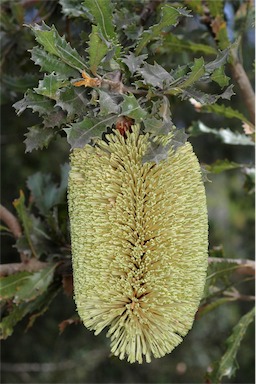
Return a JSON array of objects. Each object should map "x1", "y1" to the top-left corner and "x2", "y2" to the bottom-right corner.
[
  {"x1": 0, "y1": 259, "x2": 48, "y2": 277},
  {"x1": 0, "y1": 204, "x2": 22, "y2": 238},
  {"x1": 208, "y1": 257, "x2": 255, "y2": 276}
]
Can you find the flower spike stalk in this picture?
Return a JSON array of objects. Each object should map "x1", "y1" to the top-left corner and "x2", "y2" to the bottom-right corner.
[{"x1": 68, "y1": 125, "x2": 208, "y2": 364}]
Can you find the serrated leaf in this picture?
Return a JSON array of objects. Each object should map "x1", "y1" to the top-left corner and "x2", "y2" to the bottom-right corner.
[
  {"x1": 34, "y1": 73, "x2": 69, "y2": 100},
  {"x1": 179, "y1": 57, "x2": 205, "y2": 89},
  {"x1": 30, "y1": 22, "x2": 87, "y2": 72},
  {"x1": 83, "y1": 0, "x2": 116, "y2": 41},
  {"x1": 2, "y1": 74, "x2": 39, "y2": 93},
  {"x1": 211, "y1": 66, "x2": 230, "y2": 88},
  {"x1": 189, "y1": 121, "x2": 255, "y2": 146},
  {"x1": 24, "y1": 126, "x2": 56, "y2": 152},
  {"x1": 88, "y1": 25, "x2": 108, "y2": 75},
  {"x1": 144, "y1": 97, "x2": 174, "y2": 135},
  {"x1": 177, "y1": 84, "x2": 235, "y2": 105},
  {"x1": 14, "y1": 264, "x2": 56, "y2": 303},
  {"x1": 205, "y1": 47, "x2": 230, "y2": 73},
  {"x1": 42, "y1": 109, "x2": 67, "y2": 129},
  {"x1": 143, "y1": 139, "x2": 172, "y2": 164},
  {"x1": 162, "y1": 34, "x2": 217, "y2": 55},
  {"x1": 122, "y1": 52, "x2": 148, "y2": 75},
  {"x1": 204, "y1": 159, "x2": 242, "y2": 174},
  {"x1": 139, "y1": 62, "x2": 173, "y2": 89},
  {"x1": 0, "y1": 271, "x2": 32, "y2": 300},
  {"x1": 135, "y1": 5, "x2": 191, "y2": 55},
  {"x1": 30, "y1": 46, "x2": 79, "y2": 78},
  {"x1": 200, "y1": 104, "x2": 251, "y2": 125},
  {"x1": 120, "y1": 94, "x2": 147, "y2": 121},
  {"x1": 98, "y1": 90, "x2": 120, "y2": 115},
  {"x1": 209, "y1": 307, "x2": 255, "y2": 383},
  {"x1": 55, "y1": 87, "x2": 89, "y2": 118},
  {"x1": 59, "y1": 0, "x2": 85, "y2": 17},
  {"x1": 64, "y1": 115, "x2": 117, "y2": 148},
  {"x1": 27, "y1": 164, "x2": 69, "y2": 215},
  {"x1": 13, "y1": 89, "x2": 54, "y2": 116}
]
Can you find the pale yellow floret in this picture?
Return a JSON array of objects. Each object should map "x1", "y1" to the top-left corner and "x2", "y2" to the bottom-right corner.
[{"x1": 68, "y1": 124, "x2": 208, "y2": 364}]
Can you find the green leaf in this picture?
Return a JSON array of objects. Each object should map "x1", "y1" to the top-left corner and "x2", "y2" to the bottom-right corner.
[
  {"x1": 98, "y1": 90, "x2": 120, "y2": 115},
  {"x1": 2, "y1": 74, "x2": 39, "y2": 93},
  {"x1": 30, "y1": 22, "x2": 87, "y2": 72},
  {"x1": 59, "y1": 0, "x2": 86, "y2": 17},
  {"x1": 120, "y1": 94, "x2": 147, "y2": 121},
  {"x1": 30, "y1": 46, "x2": 79, "y2": 78},
  {"x1": 88, "y1": 25, "x2": 108, "y2": 75},
  {"x1": 14, "y1": 265, "x2": 56, "y2": 304},
  {"x1": 82, "y1": 0, "x2": 116, "y2": 41},
  {"x1": 34, "y1": 73, "x2": 69, "y2": 100},
  {"x1": 55, "y1": 87, "x2": 89, "y2": 118},
  {"x1": 211, "y1": 66, "x2": 230, "y2": 88},
  {"x1": 139, "y1": 62, "x2": 173, "y2": 89},
  {"x1": 162, "y1": 34, "x2": 217, "y2": 55},
  {"x1": 189, "y1": 121, "x2": 255, "y2": 146},
  {"x1": 122, "y1": 52, "x2": 148, "y2": 75},
  {"x1": 13, "y1": 89, "x2": 54, "y2": 116},
  {"x1": 0, "y1": 272, "x2": 32, "y2": 300},
  {"x1": 144, "y1": 97, "x2": 174, "y2": 135},
  {"x1": 206, "y1": 0, "x2": 224, "y2": 17},
  {"x1": 200, "y1": 104, "x2": 252, "y2": 125},
  {"x1": 27, "y1": 164, "x2": 69, "y2": 215},
  {"x1": 24, "y1": 126, "x2": 56, "y2": 153},
  {"x1": 64, "y1": 115, "x2": 118, "y2": 148},
  {"x1": 177, "y1": 84, "x2": 235, "y2": 105},
  {"x1": 204, "y1": 159, "x2": 243, "y2": 174},
  {"x1": 135, "y1": 5, "x2": 191, "y2": 55},
  {"x1": 205, "y1": 48, "x2": 230, "y2": 73},
  {"x1": 209, "y1": 307, "x2": 255, "y2": 383},
  {"x1": 178, "y1": 57, "x2": 205, "y2": 89}
]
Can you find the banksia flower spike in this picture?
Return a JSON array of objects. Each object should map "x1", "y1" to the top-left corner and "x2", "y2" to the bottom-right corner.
[{"x1": 68, "y1": 125, "x2": 208, "y2": 364}]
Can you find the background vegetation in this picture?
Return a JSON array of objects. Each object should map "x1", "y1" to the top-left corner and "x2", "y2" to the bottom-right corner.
[{"x1": 1, "y1": 0, "x2": 255, "y2": 383}]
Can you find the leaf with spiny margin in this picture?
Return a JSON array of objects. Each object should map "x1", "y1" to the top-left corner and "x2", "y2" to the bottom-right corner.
[
  {"x1": 200, "y1": 104, "x2": 252, "y2": 125},
  {"x1": 30, "y1": 46, "x2": 79, "y2": 78},
  {"x1": 135, "y1": 5, "x2": 191, "y2": 55},
  {"x1": 30, "y1": 22, "x2": 87, "y2": 72},
  {"x1": 55, "y1": 87, "x2": 89, "y2": 118},
  {"x1": 120, "y1": 94, "x2": 147, "y2": 121},
  {"x1": 178, "y1": 57, "x2": 205, "y2": 89},
  {"x1": 13, "y1": 90, "x2": 54, "y2": 116},
  {"x1": 189, "y1": 121, "x2": 255, "y2": 146},
  {"x1": 82, "y1": 0, "x2": 116, "y2": 41},
  {"x1": 161, "y1": 34, "x2": 217, "y2": 55},
  {"x1": 59, "y1": 0, "x2": 86, "y2": 17},
  {"x1": 13, "y1": 265, "x2": 56, "y2": 304},
  {"x1": 208, "y1": 307, "x2": 255, "y2": 383},
  {"x1": 184, "y1": 0, "x2": 204, "y2": 15},
  {"x1": 177, "y1": 84, "x2": 235, "y2": 105},
  {"x1": 0, "y1": 272, "x2": 32, "y2": 300},
  {"x1": 211, "y1": 66, "x2": 230, "y2": 87},
  {"x1": 24, "y1": 126, "x2": 56, "y2": 152},
  {"x1": 2, "y1": 74, "x2": 39, "y2": 93},
  {"x1": 144, "y1": 97, "x2": 174, "y2": 135},
  {"x1": 122, "y1": 52, "x2": 148, "y2": 75},
  {"x1": 205, "y1": 47, "x2": 231, "y2": 73},
  {"x1": 27, "y1": 164, "x2": 69, "y2": 215},
  {"x1": 34, "y1": 73, "x2": 69, "y2": 100},
  {"x1": 42, "y1": 109, "x2": 67, "y2": 129},
  {"x1": 64, "y1": 115, "x2": 118, "y2": 148},
  {"x1": 139, "y1": 62, "x2": 173, "y2": 89},
  {"x1": 204, "y1": 159, "x2": 243, "y2": 174},
  {"x1": 88, "y1": 25, "x2": 108, "y2": 75},
  {"x1": 98, "y1": 90, "x2": 120, "y2": 115}
]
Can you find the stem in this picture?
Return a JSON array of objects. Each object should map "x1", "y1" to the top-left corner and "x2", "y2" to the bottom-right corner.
[
  {"x1": 208, "y1": 257, "x2": 255, "y2": 276},
  {"x1": 0, "y1": 204, "x2": 22, "y2": 238},
  {"x1": 0, "y1": 259, "x2": 48, "y2": 277}
]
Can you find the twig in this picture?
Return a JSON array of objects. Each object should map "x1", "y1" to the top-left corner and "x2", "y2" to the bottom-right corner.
[
  {"x1": 208, "y1": 257, "x2": 255, "y2": 276},
  {"x1": 0, "y1": 259, "x2": 48, "y2": 277},
  {"x1": 0, "y1": 204, "x2": 22, "y2": 238}
]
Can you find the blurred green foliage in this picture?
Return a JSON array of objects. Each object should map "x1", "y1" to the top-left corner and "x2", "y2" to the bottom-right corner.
[{"x1": 1, "y1": 0, "x2": 254, "y2": 383}]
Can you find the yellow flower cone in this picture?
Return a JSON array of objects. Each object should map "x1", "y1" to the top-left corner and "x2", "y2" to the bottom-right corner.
[{"x1": 68, "y1": 125, "x2": 208, "y2": 364}]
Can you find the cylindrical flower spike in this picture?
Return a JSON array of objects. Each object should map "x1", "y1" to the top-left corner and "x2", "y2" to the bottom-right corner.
[{"x1": 68, "y1": 125, "x2": 208, "y2": 364}]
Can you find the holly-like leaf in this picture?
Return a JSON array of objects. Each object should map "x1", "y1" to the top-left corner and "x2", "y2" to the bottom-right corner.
[
  {"x1": 189, "y1": 121, "x2": 255, "y2": 146},
  {"x1": 120, "y1": 94, "x2": 147, "y2": 121},
  {"x1": 205, "y1": 47, "x2": 230, "y2": 73},
  {"x1": 0, "y1": 271, "x2": 32, "y2": 300},
  {"x1": 139, "y1": 62, "x2": 173, "y2": 89},
  {"x1": 204, "y1": 159, "x2": 243, "y2": 174},
  {"x1": 13, "y1": 90, "x2": 54, "y2": 116},
  {"x1": 88, "y1": 25, "x2": 108, "y2": 75},
  {"x1": 135, "y1": 5, "x2": 191, "y2": 55},
  {"x1": 144, "y1": 97, "x2": 174, "y2": 135},
  {"x1": 162, "y1": 34, "x2": 217, "y2": 55},
  {"x1": 98, "y1": 90, "x2": 120, "y2": 115},
  {"x1": 30, "y1": 46, "x2": 79, "y2": 78},
  {"x1": 64, "y1": 115, "x2": 118, "y2": 148},
  {"x1": 34, "y1": 73, "x2": 69, "y2": 100},
  {"x1": 178, "y1": 84, "x2": 235, "y2": 105},
  {"x1": 27, "y1": 164, "x2": 69, "y2": 215},
  {"x1": 24, "y1": 126, "x2": 56, "y2": 152},
  {"x1": 208, "y1": 307, "x2": 255, "y2": 383},
  {"x1": 13, "y1": 264, "x2": 56, "y2": 304},
  {"x1": 55, "y1": 87, "x2": 89, "y2": 118},
  {"x1": 211, "y1": 66, "x2": 230, "y2": 88},
  {"x1": 2, "y1": 74, "x2": 39, "y2": 93},
  {"x1": 30, "y1": 22, "x2": 87, "y2": 72},
  {"x1": 122, "y1": 52, "x2": 148, "y2": 75},
  {"x1": 200, "y1": 104, "x2": 252, "y2": 125},
  {"x1": 178, "y1": 57, "x2": 205, "y2": 89}
]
